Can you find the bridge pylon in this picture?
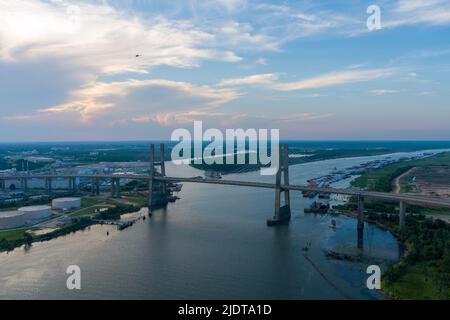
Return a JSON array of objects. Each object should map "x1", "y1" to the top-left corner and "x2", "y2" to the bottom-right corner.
[
  {"x1": 148, "y1": 143, "x2": 169, "y2": 211},
  {"x1": 267, "y1": 144, "x2": 291, "y2": 226}
]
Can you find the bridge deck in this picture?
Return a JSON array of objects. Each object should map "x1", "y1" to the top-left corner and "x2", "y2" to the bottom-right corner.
[{"x1": 1, "y1": 174, "x2": 450, "y2": 208}]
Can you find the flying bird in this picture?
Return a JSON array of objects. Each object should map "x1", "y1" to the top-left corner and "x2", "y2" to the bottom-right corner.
[{"x1": 136, "y1": 54, "x2": 142, "y2": 58}]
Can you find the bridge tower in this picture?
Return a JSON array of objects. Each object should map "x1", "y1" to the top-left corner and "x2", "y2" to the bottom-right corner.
[
  {"x1": 148, "y1": 143, "x2": 169, "y2": 210},
  {"x1": 267, "y1": 144, "x2": 291, "y2": 226}
]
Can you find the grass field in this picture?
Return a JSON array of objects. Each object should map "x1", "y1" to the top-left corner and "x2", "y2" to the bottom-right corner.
[{"x1": 0, "y1": 228, "x2": 29, "y2": 241}]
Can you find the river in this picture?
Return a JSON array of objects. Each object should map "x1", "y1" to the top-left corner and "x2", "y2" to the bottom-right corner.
[{"x1": 0, "y1": 149, "x2": 445, "y2": 300}]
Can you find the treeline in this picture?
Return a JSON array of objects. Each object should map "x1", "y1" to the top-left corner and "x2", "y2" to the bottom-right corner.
[
  {"x1": 384, "y1": 217, "x2": 450, "y2": 298},
  {"x1": 97, "y1": 205, "x2": 137, "y2": 220},
  {"x1": 0, "y1": 217, "x2": 94, "y2": 252}
]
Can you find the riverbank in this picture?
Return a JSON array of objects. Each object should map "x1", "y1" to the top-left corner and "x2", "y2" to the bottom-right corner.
[
  {"x1": 0, "y1": 201, "x2": 144, "y2": 253},
  {"x1": 346, "y1": 152, "x2": 450, "y2": 299}
]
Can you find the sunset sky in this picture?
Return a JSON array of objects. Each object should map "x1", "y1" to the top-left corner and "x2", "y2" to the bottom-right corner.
[{"x1": 1, "y1": 0, "x2": 450, "y2": 141}]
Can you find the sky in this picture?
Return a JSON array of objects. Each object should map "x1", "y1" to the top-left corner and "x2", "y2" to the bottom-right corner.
[{"x1": 0, "y1": 0, "x2": 450, "y2": 141}]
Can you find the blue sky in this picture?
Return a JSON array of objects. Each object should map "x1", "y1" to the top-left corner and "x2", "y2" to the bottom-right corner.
[{"x1": 0, "y1": 0, "x2": 450, "y2": 141}]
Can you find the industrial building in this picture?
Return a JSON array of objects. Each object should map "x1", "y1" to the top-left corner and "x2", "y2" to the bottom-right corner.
[
  {"x1": 0, "y1": 211, "x2": 28, "y2": 229},
  {"x1": 0, "y1": 205, "x2": 52, "y2": 229},
  {"x1": 18, "y1": 205, "x2": 52, "y2": 220},
  {"x1": 52, "y1": 197, "x2": 81, "y2": 210}
]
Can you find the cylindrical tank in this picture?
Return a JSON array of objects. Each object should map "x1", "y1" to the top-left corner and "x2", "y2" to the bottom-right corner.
[
  {"x1": 0, "y1": 211, "x2": 27, "y2": 229},
  {"x1": 18, "y1": 205, "x2": 52, "y2": 220},
  {"x1": 52, "y1": 197, "x2": 81, "y2": 210}
]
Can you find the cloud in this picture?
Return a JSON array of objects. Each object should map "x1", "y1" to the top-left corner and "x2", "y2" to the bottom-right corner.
[
  {"x1": 385, "y1": 0, "x2": 450, "y2": 28},
  {"x1": 36, "y1": 79, "x2": 240, "y2": 123},
  {"x1": 273, "y1": 68, "x2": 393, "y2": 91},
  {"x1": 0, "y1": 0, "x2": 242, "y2": 74},
  {"x1": 149, "y1": 110, "x2": 333, "y2": 127},
  {"x1": 370, "y1": 89, "x2": 399, "y2": 95},
  {"x1": 218, "y1": 73, "x2": 278, "y2": 86}
]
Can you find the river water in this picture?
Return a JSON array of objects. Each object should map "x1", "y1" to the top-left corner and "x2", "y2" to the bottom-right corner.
[{"x1": 0, "y1": 149, "x2": 445, "y2": 300}]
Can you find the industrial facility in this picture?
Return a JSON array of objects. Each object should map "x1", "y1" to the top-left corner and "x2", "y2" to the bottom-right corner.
[
  {"x1": 0, "y1": 205, "x2": 52, "y2": 229},
  {"x1": 52, "y1": 197, "x2": 81, "y2": 210}
]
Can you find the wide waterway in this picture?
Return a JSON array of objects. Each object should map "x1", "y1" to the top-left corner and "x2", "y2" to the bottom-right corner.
[{"x1": 0, "y1": 149, "x2": 446, "y2": 299}]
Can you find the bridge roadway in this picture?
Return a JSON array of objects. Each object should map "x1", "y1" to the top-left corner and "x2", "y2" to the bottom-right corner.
[{"x1": 1, "y1": 173, "x2": 450, "y2": 209}]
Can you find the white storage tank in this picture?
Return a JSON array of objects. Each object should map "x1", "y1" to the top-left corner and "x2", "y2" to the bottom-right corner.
[
  {"x1": 18, "y1": 205, "x2": 52, "y2": 220},
  {"x1": 52, "y1": 197, "x2": 81, "y2": 210},
  {"x1": 0, "y1": 211, "x2": 27, "y2": 229}
]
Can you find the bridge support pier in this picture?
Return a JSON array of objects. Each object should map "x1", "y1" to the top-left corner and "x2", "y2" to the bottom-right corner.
[
  {"x1": 68, "y1": 177, "x2": 77, "y2": 193},
  {"x1": 91, "y1": 178, "x2": 96, "y2": 196},
  {"x1": 45, "y1": 178, "x2": 52, "y2": 194},
  {"x1": 267, "y1": 144, "x2": 291, "y2": 226},
  {"x1": 116, "y1": 179, "x2": 121, "y2": 198},
  {"x1": 399, "y1": 201, "x2": 406, "y2": 230},
  {"x1": 95, "y1": 178, "x2": 100, "y2": 196},
  {"x1": 357, "y1": 195, "x2": 364, "y2": 230},
  {"x1": 0, "y1": 180, "x2": 5, "y2": 191},
  {"x1": 110, "y1": 178, "x2": 120, "y2": 198},
  {"x1": 357, "y1": 195, "x2": 364, "y2": 249},
  {"x1": 21, "y1": 178, "x2": 28, "y2": 193}
]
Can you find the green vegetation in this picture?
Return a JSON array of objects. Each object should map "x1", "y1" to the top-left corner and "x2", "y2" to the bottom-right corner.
[
  {"x1": 0, "y1": 218, "x2": 97, "y2": 252},
  {"x1": 346, "y1": 151, "x2": 450, "y2": 299},
  {"x1": 97, "y1": 205, "x2": 137, "y2": 220},
  {"x1": 353, "y1": 151, "x2": 450, "y2": 192},
  {"x1": 383, "y1": 218, "x2": 450, "y2": 299}
]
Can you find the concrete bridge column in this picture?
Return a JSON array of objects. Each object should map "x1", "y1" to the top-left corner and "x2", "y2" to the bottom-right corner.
[
  {"x1": 399, "y1": 201, "x2": 406, "y2": 230},
  {"x1": 357, "y1": 196, "x2": 364, "y2": 230},
  {"x1": 0, "y1": 179, "x2": 5, "y2": 191},
  {"x1": 95, "y1": 178, "x2": 100, "y2": 196},
  {"x1": 148, "y1": 144, "x2": 155, "y2": 209},
  {"x1": 160, "y1": 144, "x2": 167, "y2": 195},
  {"x1": 72, "y1": 178, "x2": 77, "y2": 192},
  {"x1": 357, "y1": 195, "x2": 364, "y2": 249},
  {"x1": 111, "y1": 179, "x2": 116, "y2": 198},
  {"x1": 45, "y1": 178, "x2": 52, "y2": 194},
  {"x1": 20, "y1": 178, "x2": 27, "y2": 192},
  {"x1": 115, "y1": 178, "x2": 121, "y2": 198},
  {"x1": 91, "y1": 178, "x2": 96, "y2": 195}
]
